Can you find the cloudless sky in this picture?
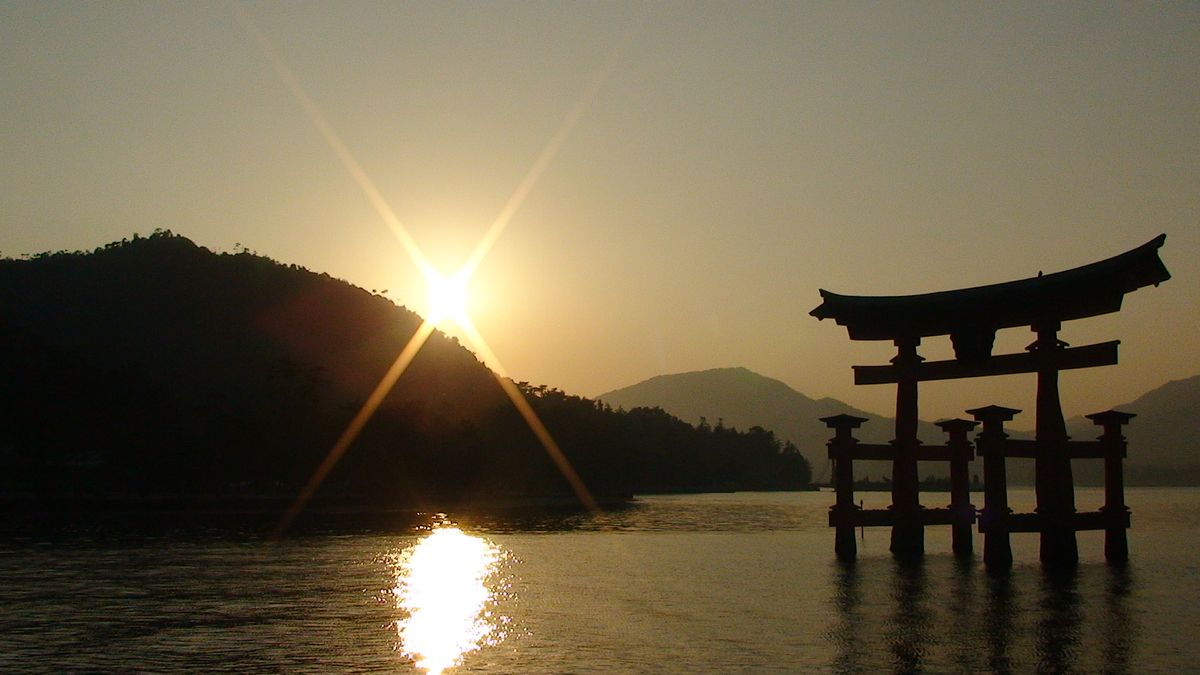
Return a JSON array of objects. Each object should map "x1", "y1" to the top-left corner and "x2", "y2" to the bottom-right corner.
[{"x1": 2, "y1": 1, "x2": 1197, "y2": 425}]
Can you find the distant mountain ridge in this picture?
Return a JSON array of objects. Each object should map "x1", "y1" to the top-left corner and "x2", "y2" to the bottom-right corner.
[
  {"x1": 600, "y1": 367, "x2": 1200, "y2": 485},
  {"x1": 598, "y1": 367, "x2": 943, "y2": 482},
  {"x1": 1068, "y1": 374, "x2": 1200, "y2": 485}
]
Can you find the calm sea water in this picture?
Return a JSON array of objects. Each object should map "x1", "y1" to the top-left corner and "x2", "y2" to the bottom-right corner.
[{"x1": 2, "y1": 488, "x2": 1198, "y2": 673}]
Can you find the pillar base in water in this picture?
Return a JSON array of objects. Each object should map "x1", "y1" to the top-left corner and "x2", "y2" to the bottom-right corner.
[
  {"x1": 984, "y1": 533, "x2": 1013, "y2": 568},
  {"x1": 890, "y1": 524, "x2": 924, "y2": 559},
  {"x1": 952, "y1": 523, "x2": 973, "y2": 557},
  {"x1": 835, "y1": 526, "x2": 857, "y2": 561},
  {"x1": 1040, "y1": 529, "x2": 1079, "y2": 567},
  {"x1": 1105, "y1": 529, "x2": 1129, "y2": 565}
]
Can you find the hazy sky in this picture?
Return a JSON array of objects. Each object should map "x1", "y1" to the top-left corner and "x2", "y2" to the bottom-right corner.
[{"x1": 3, "y1": 2, "x2": 1197, "y2": 425}]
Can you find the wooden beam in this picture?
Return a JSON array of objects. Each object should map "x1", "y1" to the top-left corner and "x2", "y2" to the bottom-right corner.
[
  {"x1": 995, "y1": 440, "x2": 1038, "y2": 458},
  {"x1": 828, "y1": 507, "x2": 967, "y2": 528},
  {"x1": 985, "y1": 439, "x2": 1126, "y2": 459},
  {"x1": 1065, "y1": 440, "x2": 1126, "y2": 459},
  {"x1": 853, "y1": 340, "x2": 1119, "y2": 385},
  {"x1": 915, "y1": 507, "x2": 962, "y2": 526},
  {"x1": 915, "y1": 447, "x2": 959, "y2": 462},
  {"x1": 829, "y1": 508, "x2": 893, "y2": 527},
  {"x1": 829, "y1": 443, "x2": 967, "y2": 462},
  {"x1": 829, "y1": 443, "x2": 893, "y2": 461},
  {"x1": 978, "y1": 509, "x2": 1130, "y2": 533}
]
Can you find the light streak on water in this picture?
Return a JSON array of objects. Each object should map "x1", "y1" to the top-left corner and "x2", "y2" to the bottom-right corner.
[{"x1": 393, "y1": 527, "x2": 505, "y2": 674}]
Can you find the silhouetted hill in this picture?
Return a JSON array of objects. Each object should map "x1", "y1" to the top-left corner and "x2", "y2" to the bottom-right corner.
[
  {"x1": 1067, "y1": 374, "x2": 1200, "y2": 485},
  {"x1": 598, "y1": 367, "x2": 944, "y2": 483},
  {"x1": 0, "y1": 232, "x2": 500, "y2": 503},
  {"x1": 600, "y1": 366, "x2": 1199, "y2": 487},
  {"x1": 0, "y1": 232, "x2": 809, "y2": 522}
]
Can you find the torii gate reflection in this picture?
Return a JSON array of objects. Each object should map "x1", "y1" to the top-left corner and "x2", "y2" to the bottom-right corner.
[{"x1": 811, "y1": 235, "x2": 1170, "y2": 567}]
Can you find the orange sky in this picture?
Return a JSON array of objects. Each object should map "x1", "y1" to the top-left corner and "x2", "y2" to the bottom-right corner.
[{"x1": 2, "y1": 2, "x2": 1197, "y2": 424}]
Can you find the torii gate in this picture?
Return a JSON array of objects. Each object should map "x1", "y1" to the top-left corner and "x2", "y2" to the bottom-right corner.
[{"x1": 811, "y1": 235, "x2": 1170, "y2": 565}]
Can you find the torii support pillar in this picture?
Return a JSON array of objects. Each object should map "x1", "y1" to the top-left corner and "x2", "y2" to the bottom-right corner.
[
  {"x1": 823, "y1": 414, "x2": 867, "y2": 561},
  {"x1": 890, "y1": 338, "x2": 924, "y2": 559},
  {"x1": 1032, "y1": 321, "x2": 1079, "y2": 567},
  {"x1": 970, "y1": 405, "x2": 1020, "y2": 569},
  {"x1": 937, "y1": 418, "x2": 979, "y2": 557},
  {"x1": 1088, "y1": 410, "x2": 1135, "y2": 565}
]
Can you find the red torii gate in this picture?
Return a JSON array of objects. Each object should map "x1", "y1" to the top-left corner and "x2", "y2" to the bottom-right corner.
[{"x1": 811, "y1": 235, "x2": 1170, "y2": 566}]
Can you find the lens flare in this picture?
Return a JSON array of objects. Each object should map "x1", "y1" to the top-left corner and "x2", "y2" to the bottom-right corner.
[
  {"x1": 234, "y1": 1, "x2": 634, "y2": 533},
  {"x1": 423, "y1": 265, "x2": 472, "y2": 328},
  {"x1": 394, "y1": 527, "x2": 502, "y2": 674},
  {"x1": 271, "y1": 319, "x2": 437, "y2": 539}
]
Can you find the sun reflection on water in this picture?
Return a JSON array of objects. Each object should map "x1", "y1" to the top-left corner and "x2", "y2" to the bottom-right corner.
[{"x1": 393, "y1": 526, "x2": 505, "y2": 674}]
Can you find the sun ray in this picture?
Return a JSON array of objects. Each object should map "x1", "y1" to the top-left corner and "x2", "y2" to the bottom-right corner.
[
  {"x1": 423, "y1": 265, "x2": 473, "y2": 328},
  {"x1": 455, "y1": 317, "x2": 598, "y2": 510},
  {"x1": 228, "y1": 0, "x2": 431, "y2": 274},
  {"x1": 231, "y1": 3, "x2": 640, "y2": 533},
  {"x1": 460, "y1": 16, "x2": 641, "y2": 281},
  {"x1": 271, "y1": 319, "x2": 437, "y2": 539}
]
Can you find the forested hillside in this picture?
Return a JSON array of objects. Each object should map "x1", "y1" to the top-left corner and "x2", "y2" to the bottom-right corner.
[{"x1": 0, "y1": 232, "x2": 809, "y2": 516}]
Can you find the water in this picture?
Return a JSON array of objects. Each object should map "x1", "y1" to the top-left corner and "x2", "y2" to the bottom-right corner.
[{"x1": 2, "y1": 488, "x2": 1198, "y2": 673}]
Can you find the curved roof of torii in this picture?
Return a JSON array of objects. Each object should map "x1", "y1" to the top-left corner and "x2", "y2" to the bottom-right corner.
[{"x1": 810, "y1": 234, "x2": 1170, "y2": 341}]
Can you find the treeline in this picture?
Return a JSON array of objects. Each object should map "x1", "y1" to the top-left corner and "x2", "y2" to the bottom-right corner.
[
  {"x1": 461, "y1": 384, "x2": 809, "y2": 498},
  {"x1": 0, "y1": 232, "x2": 809, "y2": 512}
]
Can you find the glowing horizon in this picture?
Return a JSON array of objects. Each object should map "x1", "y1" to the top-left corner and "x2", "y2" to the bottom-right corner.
[
  {"x1": 237, "y1": 0, "x2": 622, "y2": 533},
  {"x1": 6, "y1": 4, "x2": 1196, "y2": 424}
]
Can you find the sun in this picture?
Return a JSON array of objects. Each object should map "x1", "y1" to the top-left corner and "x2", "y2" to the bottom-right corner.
[{"x1": 423, "y1": 265, "x2": 473, "y2": 328}]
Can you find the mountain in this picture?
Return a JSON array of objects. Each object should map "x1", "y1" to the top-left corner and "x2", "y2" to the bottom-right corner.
[
  {"x1": 0, "y1": 232, "x2": 502, "y2": 505},
  {"x1": 598, "y1": 367, "x2": 944, "y2": 483},
  {"x1": 600, "y1": 367, "x2": 1200, "y2": 487},
  {"x1": 1067, "y1": 374, "x2": 1200, "y2": 485},
  {"x1": 0, "y1": 231, "x2": 809, "y2": 518}
]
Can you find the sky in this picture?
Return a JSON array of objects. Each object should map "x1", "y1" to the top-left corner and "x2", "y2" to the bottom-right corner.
[{"x1": 2, "y1": 1, "x2": 1197, "y2": 425}]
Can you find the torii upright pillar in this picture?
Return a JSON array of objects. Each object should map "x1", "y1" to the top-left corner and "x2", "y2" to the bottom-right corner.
[
  {"x1": 1032, "y1": 321, "x2": 1078, "y2": 566},
  {"x1": 890, "y1": 337, "x2": 924, "y2": 558}
]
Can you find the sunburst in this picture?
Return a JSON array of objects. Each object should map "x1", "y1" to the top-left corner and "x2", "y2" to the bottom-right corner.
[
  {"x1": 233, "y1": 2, "x2": 632, "y2": 535},
  {"x1": 421, "y1": 264, "x2": 472, "y2": 329}
]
